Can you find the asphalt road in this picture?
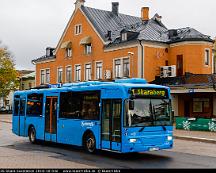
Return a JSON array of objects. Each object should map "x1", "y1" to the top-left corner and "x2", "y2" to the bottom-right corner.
[{"x1": 0, "y1": 119, "x2": 216, "y2": 168}]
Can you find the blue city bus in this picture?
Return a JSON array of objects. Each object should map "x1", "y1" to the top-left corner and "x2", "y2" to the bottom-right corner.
[{"x1": 12, "y1": 78, "x2": 173, "y2": 153}]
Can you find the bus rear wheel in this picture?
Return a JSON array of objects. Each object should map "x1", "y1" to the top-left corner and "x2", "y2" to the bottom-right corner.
[
  {"x1": 28, "y1": 126, "x2": 36, "y2": 144},
  {"x1": 84, "y1": 133, "x2": 96, "y2": 153}
]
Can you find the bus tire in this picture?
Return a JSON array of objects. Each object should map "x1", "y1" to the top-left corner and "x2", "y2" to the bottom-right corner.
[
  {"x1": 28, "y1": 126, "x2": 36, "y2": 144},
  {"x1": 83, "y1": 132, "x2": 96, "y2": 153}
]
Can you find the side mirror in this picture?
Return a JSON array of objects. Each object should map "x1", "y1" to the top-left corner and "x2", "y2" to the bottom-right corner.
[{"x1": 129, "y1": 100, "x2": 134, "y2": 110}]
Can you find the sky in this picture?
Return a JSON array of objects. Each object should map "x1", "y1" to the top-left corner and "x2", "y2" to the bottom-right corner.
[{"x1": 0, "y1": 0, "x2": 215, "y2": 70}]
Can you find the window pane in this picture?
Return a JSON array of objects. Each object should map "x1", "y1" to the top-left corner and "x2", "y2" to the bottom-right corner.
[
  {"x1": 75, "y1": 65, "x2": 81, "y2": 81},
  {"x1": 115, "y1": 59, "x2": 121, "y2": 78},
  {"x1": 85, "y1": 44, "x2": 92, "y2": 54},
  {"x1": 85, "y1": 64, "x2": 91, "y2": 81},
  {"x1": 112, "y1": 100, "x2": 121, "y2": 142},
  {"x1": 96, "y1": 62, "x2": 102, "y2": 79},
  {"x1": 20, "y1": 99, "x2": 26, "y2": 115},
  {"x1": 66, "y1": 66, "x2": 72, "y2": 82},
  {"x1": 41, "y1": 70, "x2": 45, "y2": 84},
  {"x1": 205, "y1": 49, "x2": 209, "y2": 65},
  {"x1": 46, "y1": 69, "x2": 50, "y2": 83},
  {"x1": 27, "y1": 94, "x2": 43, "y2": 116},
  {"x1": 58, "y1": 68, "x2": 63, "y2": 83},
  {"x1": 123, "y1": 58, "x2": 129, "y2": 77},
  {"x1": 66, "y1": 48, "x2": 72, "y2": 57},
  {"x1": 60, "y1": 91, "x2": 100, "y2": 120},
  {"x1": 14, "y1": 100, "x2": 19, "y2": 115},
  {"x1": 193, "y1": 101, "x2": 202, "y2": 113}
]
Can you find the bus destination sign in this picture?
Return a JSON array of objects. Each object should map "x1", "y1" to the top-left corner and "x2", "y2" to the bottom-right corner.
[{"x1": 131, "y1": 88, "x2": 168, "y2": 98}]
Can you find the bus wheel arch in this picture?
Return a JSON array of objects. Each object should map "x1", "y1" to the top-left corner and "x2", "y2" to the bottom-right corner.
[
  {"x1": 82, "y1": 130, "x2": 96, "y2": 153},
  {"x1": 28, "y1": 125, "x2": 37, "y2": 144}
]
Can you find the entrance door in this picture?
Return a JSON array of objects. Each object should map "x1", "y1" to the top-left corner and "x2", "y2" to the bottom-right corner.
[
  {"x1": 45, "y1": 95, "x2": 58, "y2": 142},
  {"x1": 101, "y1": 99, "x2": 121, "y2": 151},
  {"x1": 184, "y1": 101, "x2": 190, "y2": 117},
  {"x1": 12, "y1": 95, "x2": 26, "y2": 136},
  {"x1": 19, "y1": 96, "x2": 26, "y2": 136},
  {"x1": 177, "y1": 55, "x2": 183, "y2": 76}
]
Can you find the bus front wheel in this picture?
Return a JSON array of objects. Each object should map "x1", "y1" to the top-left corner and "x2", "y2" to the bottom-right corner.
[
  {"x1": 84, "y1": 133, "x2": 96, "y2": 153},
  {"x1": 28, "y1": 126, "x2": 36, "y2": 144}
]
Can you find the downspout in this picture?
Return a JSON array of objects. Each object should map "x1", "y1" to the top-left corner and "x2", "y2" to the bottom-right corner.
[{"x1": 139, "y1": 40, "x2": 144, "y2": 78}]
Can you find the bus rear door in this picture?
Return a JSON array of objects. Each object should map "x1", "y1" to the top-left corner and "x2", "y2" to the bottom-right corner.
[
  {"x1": 12, "y1": 95, "x2": 26, "y2": 136},
  {"x1": 44, "y1": 93, "x2": 59, "y2": 142},
  {"x1": 101, "y1": 99, "x2": 122, "y2": 152}
]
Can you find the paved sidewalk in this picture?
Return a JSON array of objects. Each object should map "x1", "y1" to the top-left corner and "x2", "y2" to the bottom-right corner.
[
  {"x1": 1, "y1": 114, "x2": 216, "y2": 144},
  {"x1": 174, "y1": 128, "x2": 216, "y2": 144}
]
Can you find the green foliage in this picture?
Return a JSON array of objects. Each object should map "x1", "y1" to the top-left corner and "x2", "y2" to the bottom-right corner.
[{"x1": 0, "y1": 47, "x2": 18, "y2": 98}]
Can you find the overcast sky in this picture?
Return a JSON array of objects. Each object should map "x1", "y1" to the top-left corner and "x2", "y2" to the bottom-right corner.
[{"x1": 0, "y1": 0, "x2": 215, "y2": 70}]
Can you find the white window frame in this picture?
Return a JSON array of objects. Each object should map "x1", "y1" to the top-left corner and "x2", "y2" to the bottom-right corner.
[
  {"x1": 65, "y1": 66, "x2": 72, "y2": 83},
  {"x1": 65, "y1": 47, "x2": 72, "y2": 58},
  {"x1": 114, "y1": 59, "x2": 122, "y2": 78},
  {"x1": 85, "y1": 63, "x2": 92, "y2": 81},
  {"x1": 75, "y1": 24, "x2": 82, "y2": 35},
  {"x1": 122, "y1": 33, "x2": 127, "y2": 41},
  {"x1": 113, "y1": 57, "x2": 130, "y2": 79},
  {"x1": 40, "y1": 69, "x2": 45, "y2": 84},
  {"x1": 204, "y1": 48, "x2": 210, "y2": 66},
  {"x1": 123, "y1": 58, "x2": 130, "y2": 77},
  {"x1": 45, "y1": 68, "x2": 50, "y2": 84},
  {"x1": 85, "y1": 44, "x2": 92, "y2": 55},
  {"x1": 75, "y1": 64, "x2": 81, "y2": 82},
  {"x1": 57, "y1": 67, "x2": 63, "y2": 83},
  {"x1": 95, "y1": 61, "x2": 103, "y2": 80}
]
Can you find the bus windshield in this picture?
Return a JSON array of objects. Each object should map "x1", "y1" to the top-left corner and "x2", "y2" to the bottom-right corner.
[{"x1": 124, "y1": 98, "x2": 172, "y2": 127}]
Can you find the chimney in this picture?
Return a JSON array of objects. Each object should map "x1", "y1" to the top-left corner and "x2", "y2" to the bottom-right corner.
[
  {"x1": 141, "y1": 7, "x2": 149, "y2": 21},
  {"x1": 112, "y1": 2, "x2": 119, "y2": 16},
  {"x1": 75, "y1": 0, "x2": 85, "y2": 10}
]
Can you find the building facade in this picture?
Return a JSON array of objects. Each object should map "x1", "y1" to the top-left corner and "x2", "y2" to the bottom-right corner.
[{"x1": 32, "y1": 0, "x2": 214, "y2": 118}]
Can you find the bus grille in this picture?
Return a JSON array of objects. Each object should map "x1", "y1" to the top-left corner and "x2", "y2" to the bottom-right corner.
[{"x1": 141, "y1": 136, "x2": 166, "y2": 146}]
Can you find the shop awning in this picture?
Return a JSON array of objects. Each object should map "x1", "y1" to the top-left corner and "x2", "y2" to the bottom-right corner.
[
  {"x1": 61, "y1": 41, "x2": 72, "y2": 49},
  {"x1": 80, "y1": 36, "x2": 92, "y2": 45}
]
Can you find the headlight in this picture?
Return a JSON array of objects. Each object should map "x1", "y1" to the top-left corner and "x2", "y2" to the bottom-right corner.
[
  {"x1": 129, "y1": 138, "x2": 137, "y2": 143},
  {"x1": 167, "y1": 136, "x2": 173, "y2": 141}
]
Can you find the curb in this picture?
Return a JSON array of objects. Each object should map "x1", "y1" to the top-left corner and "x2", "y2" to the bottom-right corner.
[
  {"x1": 174, "y1": 135, "x2": 216, "y2": 144},
  {"x1": 0, "y1": 120, "x2": 12, "y2": 124}
]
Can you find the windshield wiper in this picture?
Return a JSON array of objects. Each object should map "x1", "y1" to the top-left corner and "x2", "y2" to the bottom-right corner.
[
  {"x1": 138, "y1": 127, "x2": 145, "y2": 132},
  {"x1": 162, "y1": 126, "x2": 166, "y2": 131}
]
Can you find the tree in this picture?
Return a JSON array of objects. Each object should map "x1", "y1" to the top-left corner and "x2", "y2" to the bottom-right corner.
[{"x1": 0, "y1": 45, "x2": 18, "y2": 107}]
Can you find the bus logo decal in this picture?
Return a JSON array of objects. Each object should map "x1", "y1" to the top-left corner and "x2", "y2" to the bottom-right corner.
[{"x1": 81, "y1": 121, "x2": 94, "y2": 127}]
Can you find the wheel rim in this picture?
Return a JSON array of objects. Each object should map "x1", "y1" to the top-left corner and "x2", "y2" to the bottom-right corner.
[{"x1": 86, "y1": 135, "x2": 95, "y2": 152}]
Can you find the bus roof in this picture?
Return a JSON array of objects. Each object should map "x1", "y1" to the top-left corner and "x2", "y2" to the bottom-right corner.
[{"x1": 14, "y1": 78, "x2": 170, "y2": 95}]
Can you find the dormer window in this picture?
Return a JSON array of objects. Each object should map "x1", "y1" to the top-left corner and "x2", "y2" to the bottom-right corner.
[
  {"x1": 85, "y1": 44, "x2": 92, "y2": 55},
  {"x1": 75, "y1": 24, "x2": 82, "y2": 35},
  {"x1": 80, "y1": 36, "x2": 92, "y2": 55},
  {"x1": 66, "y1": 47, "x2": 72, "y2": 57},
  {"x1": 122, "y1": 33, "x2": 127, "y2": 41}
]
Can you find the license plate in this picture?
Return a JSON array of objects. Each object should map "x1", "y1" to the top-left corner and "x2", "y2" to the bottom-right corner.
[{"x1": 149, "y1": 147, "x2": 159, "y2": 151}]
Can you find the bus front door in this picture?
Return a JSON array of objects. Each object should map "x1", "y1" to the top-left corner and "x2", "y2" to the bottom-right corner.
[
  {"x1": 45, "y1": 95, "x2": 58, "y2": 142},
  {"x1": 101, "y1": 99, "x2": 121, "y2": 151}
]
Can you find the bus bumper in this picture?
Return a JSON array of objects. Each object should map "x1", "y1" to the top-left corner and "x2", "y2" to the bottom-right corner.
[{"x1": 121, "y1": 142, "x2": 173, "y2": 153}]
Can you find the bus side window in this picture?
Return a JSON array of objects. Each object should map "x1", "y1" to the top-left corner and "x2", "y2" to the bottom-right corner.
[
  {"x1": 59, "y1": 91, "x2": 100, "y2": 120},
  {"x1": 26, "y1": 93, "x2": 43, "y2": 116},
  {"x1": 14, "y1": 99, "x2": 19, "y2": 116},
  {"x1": 81, "y1": 92, "x2": 100, "y2": 120}
]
